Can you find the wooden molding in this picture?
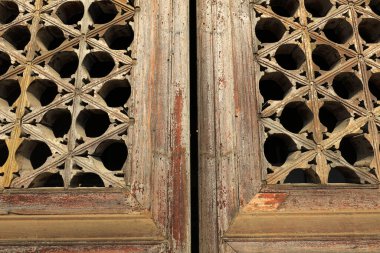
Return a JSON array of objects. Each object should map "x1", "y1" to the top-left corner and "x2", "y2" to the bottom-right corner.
[
  {"x1": 0, "y1": 214, "x2": 164, "y2": 244},
  {"x1": 225, "y1": 211, "x2": 380, "y2": 240}
]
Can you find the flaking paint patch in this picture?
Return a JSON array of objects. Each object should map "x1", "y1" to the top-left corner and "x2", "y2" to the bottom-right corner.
[
  {"x1": 170, "y1": 90, "x2": 188, "y2": 251},
  {"x1": 242, "y1": 193, "x2": 288, "y2": 212}
]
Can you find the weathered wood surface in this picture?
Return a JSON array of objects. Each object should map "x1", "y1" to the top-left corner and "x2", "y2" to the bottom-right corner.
[
  {"x1": 0, "y1": 245, "x2": 165, "y2": 253},
  {"x1": 198, "y1": 0, "x2": 262, "y2": 251},
  {"x1": 0, "y1": 214, "x2": 163, "y2": 242},
  {"x1": 0, "y1": 0, "x2": 190, "y2": 251},
  {"x1": 132, "y1": 0, "x2": 191, "y2": 251},
  {"x1": 198, "y1": 0, "x2": 380, "y2": 252}
]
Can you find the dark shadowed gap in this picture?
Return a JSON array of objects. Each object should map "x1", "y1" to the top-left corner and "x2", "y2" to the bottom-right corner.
[{"x1": 190, "y1": 0, "x2": 199, "y2": 251}]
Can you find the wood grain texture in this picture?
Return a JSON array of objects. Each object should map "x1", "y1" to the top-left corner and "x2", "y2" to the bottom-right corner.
[
  {"x1": 132, "y1": 0, "x2": 191, "y2": 251},
  {"x1": 198, "y1": 0, "x2": 380, "y2": 252},
  {"x1": 0, "y1": 0, "x2": 190, "y2": 251},
  {"x1": 198, "y1": 0, "x2": 261, "y2": 252},
  {"x1": 0, "y1": 214, "x2": 163, "y2": 243}
]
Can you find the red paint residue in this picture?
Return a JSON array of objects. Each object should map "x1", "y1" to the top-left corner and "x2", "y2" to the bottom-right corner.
[{"x1": 243, "y1": 193, "x2": 288, "y2": 212}]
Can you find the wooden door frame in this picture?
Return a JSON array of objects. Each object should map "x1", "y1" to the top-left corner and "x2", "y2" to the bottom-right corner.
[
  {"x1": 198, "y1": 0, "x2": 380, "y2": 252},
  {"x1": 0, "y1": 0, "x2": 191, "y2": 252}
]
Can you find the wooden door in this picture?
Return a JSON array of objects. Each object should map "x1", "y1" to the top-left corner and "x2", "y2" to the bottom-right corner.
[
  {"x1": 0, "y1": 0, "x2": 190, "y2": 252},
  {"x1": 198, "y1": 0, "x2": 380, "y2": 252}
]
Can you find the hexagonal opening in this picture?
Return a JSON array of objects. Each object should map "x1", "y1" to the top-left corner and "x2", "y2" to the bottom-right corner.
[
  {"x1": 104, "y1": 24, "x2": 134, "y2": 50},
  {"x1": 37, "y1": 26, "x2": 65, "y2": 51},
  {"x1": 328, "y1": 167, "x2": 360, "y2": 183},
  {"x1": 70, "y1": 173, "x2": 105, "y2": 187},
  {"x1": 56, "y1": 1, "x2": 84, "y2": 25},
  {"x1": 270, "y1": 0, "x2": 299, "y2": 17},
  {"x1": 89, "y1": 1, "x2": 118, "y2": 24},
  {"x1": 259, "y1": 72, "x2": 292, "y2": 102},
  {"x1": 305, "y1": 0, "x2": 332, "y2": 17},
  {"x1": 41, "y1": 109, "x2": 72, "y2": 138},
  {"x1": 264, "y1": 134, "x2": 297, "y2": 166},
  {"x1": 256, "y1": 18, "x2": 286, "y2": 43},
  {"x1": 0, "y1": 79, "x2": 20, "y2": 106},
  {"x1": 16, "y1": 140, "x2": 52, "y2": 169},
  {"x1": 27, "y1": 79, "x2": 58, "y2": 107},
  {"x1": 359, "y1": 18, "x2": 380, "y2": 43},
  {"x1": 312, "y1": 44, "x2": 340, "y2": 71},
  {"x1": 369, "y1": 72, "x2": 380, "y2": 100},
  {"x1": 323, "y1": 18, "x2": 353, "y2": 44},
  {"x1": 3, "y1": 25, "x2": 31, "y2": 50},
  {"x1": 319, "y1": 101, "x2": 350, "y2": 133},
  {"x1": 284, "y1": 169, "x2": 320, "y2": 183},
  {"x1": 279, "y1": 101, "x2": 313, "y2": 133},
  {"x1": 332, "y1": 72, "x2": 362, "y2": 99},
  {"x1": 0, "y1": 51, "x2": 11, "y2": 76},
  {"x1": 0, "y1": 1, "x2": 19, "y2": 24},
  {"x1": 83, "y1": 52, "x2": 115, "y2": 78},
  {"x1": 29, "y1": 172, "x2": 64, "y2": 187},
  {"x1": 98, "y1": 79, "x2": 131, "y2": 107},
  {"x1": 94, "y1": 140, "x2": 128, "y2": 171},
  {"x1": 76, "y1": 109, "x2": 110, "y2": 138},
  {"x1": 275, "y1": 44, "x2": 306, "y2": 70},
  {"x1": 49, "y1": 51, "x2": 79, "y2": 78},
  {"x1": 0, "y1": 140, "x2": 8, "y2": 167},
  {"x1": 340, "y1": 135, "x2": 374, "y2": 167}
]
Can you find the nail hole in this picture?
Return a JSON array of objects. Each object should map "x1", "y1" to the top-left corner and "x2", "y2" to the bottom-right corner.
[
  {"x1": 41, "y1": 109, "x2": 72, "y2": 138},
  {"x1": 83, "y1": 52, "x2": 115, "y2": 78},
  {"x1": 56, "y1": 1, "x2": 84, "y2": 25},
  {"x1": 312, "y1": 44, "x2": 340, "y2": 71},
  {"x1": 70, "y1": 172, "x2": 105, "y2": 187},
  {"x1": 358, "y1": 18, "x2": 380, "y2": 43},
  {"x1": 27, "y1": 79, "x2": 58, "y2": 107},
  {"x1": 332, "y1": 72, "x2": 362, "y2": 99},
  {"x1": 37, "y1": 26, "x2": 65, "y2": 50},
  {"x1": 280, "y1": 101, "x2": 313, "y2": 133},
  {"x1": 270, "y1": 0, "x2": 299, "y2": 17},
  {"x1": 49, "y1": 51, "x2": 79, "y2": 78},
  {"x1": 89, "y1": 1, "x2": 118, "y2": 24},
  {"x1": 29, "y1": 172, "x2": 64, "y2": 187},
  {"x1": 77, "y1": 109, "x2": 110, "y2": 138},
  {"x1": 323, "y1": 18, "x2": 353, "y2": 44},
  {"x1": 104, "y1": 24, "x2": 134, "y2": 50},
  {"x1": 0, "y1": 79, "x2": 21, "y2": 106},
  {"x1": 256, "y1": 18, "x2": 286, "y2": 43},
  {"x1": 0, "y1": 1, "x2": 19, "y2": 24},
  {"x1": 264, "y1": 134, "x2": 297, "y2": 166},
  {"x1": 94, "y1": 140, "x2": 127, "y2": 171},
  {"x1": 3, "y1": 25, "x2": 31, "y2": 50},
  {"x1": 98, "y1": 79, "x2": 131, "y2": 107}
]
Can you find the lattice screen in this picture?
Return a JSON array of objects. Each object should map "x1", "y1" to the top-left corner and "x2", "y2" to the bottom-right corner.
[
  {"x1": 253, "y1": 0, "x2": 380, "y2": 184},
  {"x1": 0, "y1": 0, "x2": 134, "y2": 188}
]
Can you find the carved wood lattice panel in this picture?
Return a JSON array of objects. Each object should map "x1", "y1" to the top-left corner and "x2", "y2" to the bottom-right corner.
[
  {"x1": 253, "y1": 0, "x2": 380, "y2": 184},
  {"x1": 0, "y1": 0, "x2": 135, "y2": 188}
]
